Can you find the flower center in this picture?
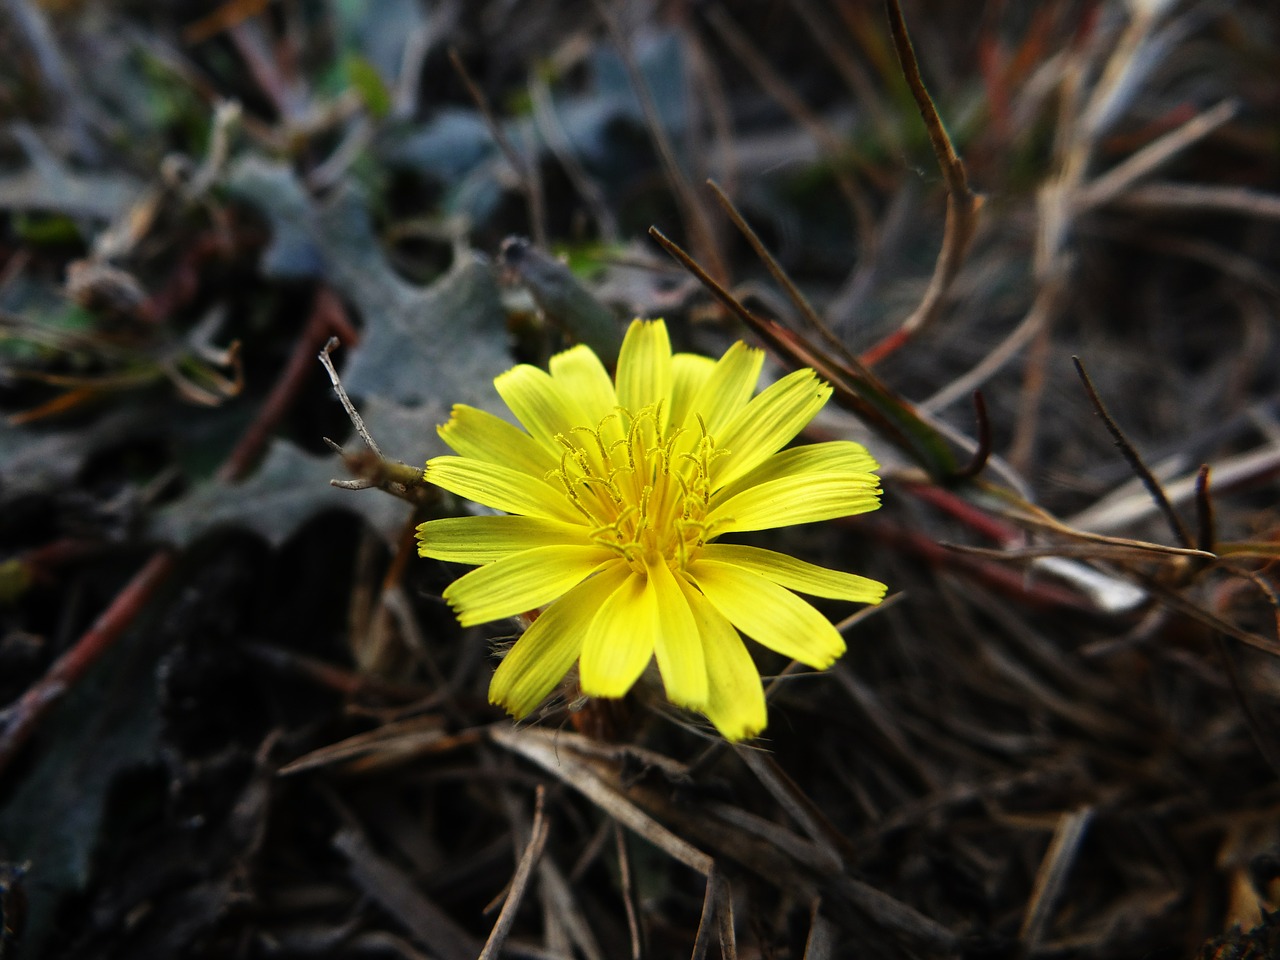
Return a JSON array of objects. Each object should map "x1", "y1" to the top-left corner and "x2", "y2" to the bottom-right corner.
[{"x1": 551, "y1": 404, "x2": 723, "y2": 574}]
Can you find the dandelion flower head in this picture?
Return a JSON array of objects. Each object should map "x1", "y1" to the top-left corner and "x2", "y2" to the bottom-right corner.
[{"x1": 417, "y1": 319, "x2": 885, "y2": 740}]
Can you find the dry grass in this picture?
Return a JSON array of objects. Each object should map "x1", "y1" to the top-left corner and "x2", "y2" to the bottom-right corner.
[{"x1": 2, "y1": 1, "x2": 1280, "y2": 958}]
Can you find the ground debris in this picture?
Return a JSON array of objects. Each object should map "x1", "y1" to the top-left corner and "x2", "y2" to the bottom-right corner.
[{"x1": 1, "y1": 1, "x2": 1279, "y2": 957}]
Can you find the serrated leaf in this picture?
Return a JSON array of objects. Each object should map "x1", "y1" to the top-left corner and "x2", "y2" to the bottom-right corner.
[
  {"x1": 225, "y1": 158, "x2": 510, "y2": 411},
  {"x1": 0, "y1": 408, "x2": 153, "y2": 497},
  {"x1": 161, "y1": 160, "x2": 512, "y2": 547},
  {"x1": 152, "y1": 439, "x2": 410, "y2": 548},
  {"x1": 223, "y1": 158, "x2": 325, "y2": 279}
]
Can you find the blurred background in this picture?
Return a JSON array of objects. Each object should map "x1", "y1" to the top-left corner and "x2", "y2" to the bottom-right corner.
[{"x1": 2, "y1": 1, "x2": 1280, "y2": 957}]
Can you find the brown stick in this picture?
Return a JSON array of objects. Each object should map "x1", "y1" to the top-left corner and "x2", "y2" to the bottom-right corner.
[
  {"x1": 0, "y1": 549, "x2": 177, "y2": 776},
  {"x1": 219, "y1": 286, "x2": 358, "y2": 482},
  {"x1": 591, "y1": 0, "x2": 728, "y2": 283},
  {"x1": 0, "y1": 285, "x2": 360, "y2": 773},
  {"x1": 1071, "y1": 356, "x2": 1193, "y2": 549},
  {"x1": 859, "y1": 0, "x2": 982, "y2": 364},
  {"x1": 448, "y1": 48, "x2": 548, "y2": 249}
]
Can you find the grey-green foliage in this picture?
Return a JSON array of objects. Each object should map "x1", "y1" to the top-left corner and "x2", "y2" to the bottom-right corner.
[{"x1": 150, "y1": 158, "x2": 512, "y2": 548}]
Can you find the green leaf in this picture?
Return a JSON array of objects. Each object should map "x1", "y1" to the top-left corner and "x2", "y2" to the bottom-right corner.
[{"x1": 345, "y1": 53, "x2": 393, "y2": 119}]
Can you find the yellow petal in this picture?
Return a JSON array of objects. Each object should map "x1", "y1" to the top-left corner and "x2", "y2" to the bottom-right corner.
[
  {"x1": 490, "y1": 562, "x2": 631, "y2": 717},
  {"x1": 417, "y1": 515, "x2": 588, "y2": 564},
  {"x1": 698, "y1": 543, "x2": 886, "y2": 604},
  {"x1": 444, "y1": 544, "x2": 620, "y2": 627},
  {"x1": 550, "y1": 344, "x2": 618, "y2": 427},
  {"x1": 668, "y1": 353, "x2": 716, "y2": 431},
  {"x1": 616, "y1": 319, "x2": 672, "y2": 419},
  {"x1": 647, "y1": 557, "x2": 708, "y2": 709},
  {"x1": 578, "y1": 570, "x2": 656, "y2": 698},
  {"x1": 685, "y1": 559, "x2": 846, "y2": 669},
  {"x1": 715, "y1": 441, "x2": 879, "y2": 503},
  {"x1": 685, "y1": 341, "x2": 764, "y2": 434},
  {"x1": 712, "y1": 369, "x2": 832, "y2": 489},
  {"x1": 706, "y1": 472, "x2": 880, "y2": 535},
  {"x1": 494, "y1": 364, "x2": 586, "y2": 452},
  {"x1": 437, "y1": 405, "x2": 559, "y2": 477},
  {"x1": 676, "y1": 574, "x2": 767, "y2": 740},
  {"x1": 425, "y1": 456, "x2": 582, "y2": 523}
]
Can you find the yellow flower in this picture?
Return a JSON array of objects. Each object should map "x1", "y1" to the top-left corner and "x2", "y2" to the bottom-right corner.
[{"x1": 416, "y1": 319, "x2": 885, "y2": 740}]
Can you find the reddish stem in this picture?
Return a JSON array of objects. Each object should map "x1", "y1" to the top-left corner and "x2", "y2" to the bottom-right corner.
[
  {"x1": 856, "y1": 327, "x2": 911, "y2": 368},
  {"x1": 13, "y1": 538, "x2": 102, "y2": 587},
  {"x1": 1, "y1": 285, "x2": 358, "y2": 773},
  {"x1": 0, "y1": 550, "x2": 177, "y2": 775},
  {"x1": 136, "y1": 231, "x2": 235, "y2": 326},
  {"x1": 899, "y1": 480, "x2": 1025, "y2": 547},
  {"x1": 859, "y1": 518, "x2": 1093, "y2": 612},
  {"x1": 218, "y1": 286, "x2": 358, "y2": 483}
]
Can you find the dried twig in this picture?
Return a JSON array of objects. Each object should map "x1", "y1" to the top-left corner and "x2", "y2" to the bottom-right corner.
[
  {"x1": 1074, "y1": 99, "x2": 1238, "y2": 212},
  {"x1": 615, "y1": 823, "x2": 643, "y2": 960},
  {"x1": 528, "y1": 71, "x2": 619, "y2": 242},
  {"x1": 491, "y1": 725, "x2": 714, "y2": 876},
  {"x1": 479, "y1": 786, "x2": 550, "y2": 960},
  {"x1": 703, "y1": 7, "x2": 877, "y2": 280},
  {"x1": 791, "y1": 0, "x2": 899, "y2": 152},
  {"x1": 1071, "y1": 445, "x2": 1280, "y2": 535},
  {"x1": 1213, "y1": 635, "x2": 1280, "y2": 783},
  {"x1": 1114, "y1": 180, "x2": 1280, "y2": 220},
  {"x1": 448, "y1": 47, "x2": 547, "y2": 248},
  {"x1": 591, "y1": 0, "x2": 727, "y2": 283},
  {"x1": 1072, "y1": 356, "x2": 1193, "y2": 549},
  {"x1": 689, "y1": 866, "x2": 722, "y2": 960},
  {"x1": 1019, "y1": 807, "x2": 1094, "y2": 949},
  {"x1": 319, "y1": 337, "x2": 381, "y2": 459},
  {"x1": 1194, "y1": 465, "x2": 1215, "y2": 555},
  {"x1": 220, "y1": 287, "x2": 357, "y2": 482},
  {"x1": 0, "y1": 549, "x2": 176, "y2": 777},
  {"x1": 857, "y1": 0, "x2": 982, "y2": 365},
  {"x1": 952, "y1": 391, "x2": 992, "y2": 480},
  {"x1": 706, "y1": 179, "x2": 855, "y2": 366},
  {"x1": 333, "y1": 826, "x2": 481, "y2": 960}
]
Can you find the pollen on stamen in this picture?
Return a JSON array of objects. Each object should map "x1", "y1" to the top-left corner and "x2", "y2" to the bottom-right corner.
[{"x1": 544, "y1": 398, "x2": 733, "y2": 575}]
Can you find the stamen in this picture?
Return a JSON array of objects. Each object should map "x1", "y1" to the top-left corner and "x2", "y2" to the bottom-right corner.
[{"x1": 550, "y1": 401, "x2": 726, "y2": 572}]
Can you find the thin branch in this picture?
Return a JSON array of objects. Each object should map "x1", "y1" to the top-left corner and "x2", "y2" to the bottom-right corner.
[
  {"x1": 689, "y1": 866, "x2": 720, "y2": 960},
  {"x1": 1018, "y1": 807, "x2": 1094, "y2": 949},
  {"x1": 0, "y1": 549, "x2": 177, "y2": 776},
  {"x1": 1072, "y1": 356, "x2": 1193, "y2": 548},
  {"x1": 319, "y1": 337, "x2": 383, "y2": 460},
  {"x1": 706, "y1": 179, "x2": 856, "y2": 366},
  {"x1": 884, "y1": 0, "x2": 969, "y2": 200},
  {"x1": 220, "y1": 287, "x2": 356, "y2": 482},
  {"x1": 717, "y1": 877, "x2": 738, "y2": 960},
  {"x1": 491, "y1": 725, "x2": 714, "y2": 876},
  {"x1": 1115, "y1": 180, "x2": 1280, "y2": 220},
  {"x1": 1195, "y1": 464, "x2": 1215, "y2": 554},
  {"x1": 1068, "y1": 441, "x2": 1280, "y2": 535},
  {"x1": 591, "y1": 0, "x2": 727, "y2": 283},
  {"x1": 448, "y1": 47, "x2": 547, "y2": 248},
  {"x1": 952, "y1": 391, "x2": 992, "y2": 480},
  {"x1": 791, "y1": 0, "x2": 900, "y2": 152},
  {"x1": 703, "y1": 7, "x2": 878, "y2": 282},
  {"x1": 479, "y1": 786, "x2": 551, "y2": 960},
  {"x1": 856, "y1": 0, "x2": 981, "y2": 362},
  {"x1": 615, "y1": 824, "x2": 643, "y2": 960},
  {"x1": 1075, "y1": 99, "x2": 1238, "y2": 213},
  {"x1": 1213, "y1": 635, "x2": 1280, "y2": 782},
  {"x1": 528, "y1": 71, "x2": 619, "y2": 242}
]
